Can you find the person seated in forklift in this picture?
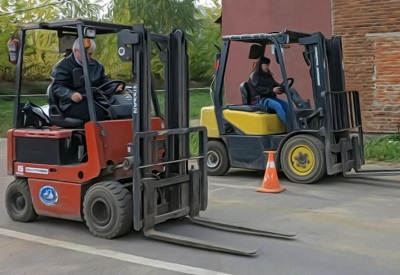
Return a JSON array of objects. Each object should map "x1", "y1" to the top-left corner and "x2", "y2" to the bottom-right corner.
[
  {"x1": 49, "y1": 38, "x2": 126, "y2": 122},
  {"x1": 248, "y1": 56, "x2": 289, "y2": 125}
]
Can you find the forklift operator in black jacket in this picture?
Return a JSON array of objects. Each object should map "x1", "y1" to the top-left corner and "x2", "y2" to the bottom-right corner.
[
  {"x1": 49, "y1": 38, "x2": 124, "y2": 122},
  {"x1": 248, "y1": 56, "x2": 289, "y2": 125}
]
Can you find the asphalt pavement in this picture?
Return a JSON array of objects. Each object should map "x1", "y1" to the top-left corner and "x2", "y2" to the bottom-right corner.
[{"x1": 1, "y1": 138, "x2": 400, "y2": 275}]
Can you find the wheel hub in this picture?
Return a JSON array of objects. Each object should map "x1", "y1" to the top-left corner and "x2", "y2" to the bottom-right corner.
[
  {"x1": 91, "y1": 198, "x2": 112, "y2": 226},
  {"x1": 207, "y1": 151, "x2": 220, "y2": 168},
  {"x1": 289, "y1": 146, "x2": 315, "y2": 175},
  {"x1": 11, "y1": 192, "x2": 26, "y2": 214},
  {"x1": 295, "y1": 152, "x2": 309, "y2": 168}
]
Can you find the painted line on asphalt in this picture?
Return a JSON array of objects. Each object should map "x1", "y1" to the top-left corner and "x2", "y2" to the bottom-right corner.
[
  {"x1": 209, "y1": 187, "x2": 225, "y2": 193},
  {"x1": 0, "y1": 228, "x2": 231, "y2": 275},
  {"x1": 210, "y1": 182, "x2": 257, "y2": 190}
]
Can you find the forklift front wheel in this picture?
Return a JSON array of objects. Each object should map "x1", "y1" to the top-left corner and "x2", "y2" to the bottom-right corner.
[
  {"x1": 206, "y1": 140, "x2": 230, "y2": 176},
  {"x1": 83, "y1": 181, "x2": 133, "y2": 239},
  {"x1": 5, "y1": 178, "x2": 38, "y2": 222},
  {"x1": 280, "y1": 135, "x2": 326, "y2": 184}
]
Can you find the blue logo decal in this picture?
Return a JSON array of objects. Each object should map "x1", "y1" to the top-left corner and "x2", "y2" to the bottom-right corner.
[{"x1": 39, "y1": 185, "x2": 58, "y2": 206}]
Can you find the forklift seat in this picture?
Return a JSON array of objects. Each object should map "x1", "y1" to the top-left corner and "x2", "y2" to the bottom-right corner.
[
  {"x1": 224, "y1": 82, "x2": 262, "y2": 112},
  {"x1": 240, "y1": 81, "x2": 254, "y2": 105},
  {"x1": 224, "y1": 82, "x2": 276, "y2": 113},
  {"x1": 47, "y1": 85, "x2": 86, "y2": 128}
]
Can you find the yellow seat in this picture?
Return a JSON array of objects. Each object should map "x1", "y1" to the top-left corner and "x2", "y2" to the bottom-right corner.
[
  {"x1": 223, "y1": 109, "x2": 286, "y2": 135},
  {"x1": 200, "y1": 106, "x2": 286, "y2": 137}
]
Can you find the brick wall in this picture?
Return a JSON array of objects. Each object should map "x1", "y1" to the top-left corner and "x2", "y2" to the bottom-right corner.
[{"x1": 333, "y1": 0, "x2": 400, "y2": 133}]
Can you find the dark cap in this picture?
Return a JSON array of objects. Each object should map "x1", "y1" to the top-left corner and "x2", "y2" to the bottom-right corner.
[{"x1": 259, "y1": 56, "x2": 271, "y2": 65}]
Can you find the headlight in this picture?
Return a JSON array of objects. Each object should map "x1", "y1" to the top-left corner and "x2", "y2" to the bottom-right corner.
[{"x1": 84, "y1": 27, "x2": 96, "y2": 38}]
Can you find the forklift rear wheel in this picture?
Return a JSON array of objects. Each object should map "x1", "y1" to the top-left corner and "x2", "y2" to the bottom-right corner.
[
  {"x1": 83, "y1": 181, "x2": 133, "y2": 239},
  {"x1": 5, "y1": 178, "x2": 38, "y2": 222},
  {"x1": 206, "y1": 140, "x2": 230, "y2": 176},
  {"x1": 280, "y1": 135, "x2": 326, "y2": 184}
]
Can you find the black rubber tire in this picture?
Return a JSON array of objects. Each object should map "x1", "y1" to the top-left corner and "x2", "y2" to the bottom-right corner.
[
  {"x1": 83, "y1": 181, "x2": 132, "y2": 239},
  {"x1": 280, "y1": 134, "x2": 326, "y2": 184},
  {"x1": 206, "y1": 140, "x2": 230, "y2": 176},
  {"x1": 5, "y1": 178, "x2": 38, "y2": 222}
]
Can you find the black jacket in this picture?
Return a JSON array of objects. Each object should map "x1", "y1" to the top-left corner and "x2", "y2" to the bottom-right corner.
[
  {"x1": 248, "y1": 71, "x2": 279, "y2": 101},
  {"x1": 50, "y1": 54, "x2": 109, "y2": 111}
]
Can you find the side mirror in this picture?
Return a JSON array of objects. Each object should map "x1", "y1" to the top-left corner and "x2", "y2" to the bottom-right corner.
[
  {"x1": 302, "y1": 51, "x2": 310, "y2": 66},
  {"x1": 72, "y1": 68, "x2": 84, "y2": 87},
  {"x1": 213, "y1": 43, "x2": 221, "y2": 53},
  {"x1": 214, "y1": 52, "x2": 221, "y2": 72}
]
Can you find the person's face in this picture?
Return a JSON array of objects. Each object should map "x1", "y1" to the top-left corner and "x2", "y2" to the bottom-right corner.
[
  {"x1": 74, "y1": 48, "x2": 94, "y2": 63},
  {"x1": 261, "y1": 63, "x2": 270, "y2": 73}
]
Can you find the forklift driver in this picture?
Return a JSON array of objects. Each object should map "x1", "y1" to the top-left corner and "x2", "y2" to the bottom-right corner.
[
  {"x1": 49, "y1": 38, "x2": 125, "y2": 122},
  {"x1": 248, "y1": 56, "x2": 289, "y2": 125}
]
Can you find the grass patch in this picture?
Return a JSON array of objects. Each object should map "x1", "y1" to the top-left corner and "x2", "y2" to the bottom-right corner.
[
  {"x1": 0, "y1": 96, "x2": 48, "y2": 136},
  {"x1": 364, "y1": 134, "x2": 400, "y2": 162},
  {"x1": 0, "y1": 81, "x2": 51, "y2": 96},
  {"x1": 156, "y1": 90, "x2": 212, "y2": 119},
  {"x1": 190, "y1": 132, "x2": 201, "y2": 156},
  {"x1": 189, "y1": 90, "x2": 212, "y2": 119},
  {"x1": 0, "y1": 99, "x2": 14, "y2": 136}
]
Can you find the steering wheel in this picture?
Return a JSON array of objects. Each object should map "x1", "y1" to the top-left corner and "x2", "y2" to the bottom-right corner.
[
  {"x1": 97, "y1": 80, "x2": 126, "y2": 96},
  {"x1": 277, "y1": 77, "x2": 294, "y2": 94},
  {"x1": 89, "y1": 80, "x2": 126, "y2": 119}
]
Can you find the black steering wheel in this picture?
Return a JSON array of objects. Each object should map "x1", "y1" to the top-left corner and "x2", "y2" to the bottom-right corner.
[
  {"x1": 90, "y1": 80, "x2": 126, "y2": 119},
  {"x1": 277, "y1": 77, "x2": 294, "y2": 94},
  {"x1": 97, "y1": 80, "x2": 126, "y2": 96}
]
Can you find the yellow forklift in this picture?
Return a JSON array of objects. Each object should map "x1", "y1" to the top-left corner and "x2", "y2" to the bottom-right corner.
[{"x1": 201, "y1": 30, "x2": 400, "y2": 183}]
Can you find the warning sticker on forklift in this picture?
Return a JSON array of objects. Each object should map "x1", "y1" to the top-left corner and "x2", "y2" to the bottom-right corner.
[
  {"x1": 39, "y1": 185, "x2": 58, "y2": 205},
  {"x1": 15, "y1": 165, "x2": 24, "y2": 175},
  {"x1": 188, "y1": 159, "x2": 199, "y2": 171},
  {"x1": 25, "y1": 167, "x2": 49, "y2": 175}
]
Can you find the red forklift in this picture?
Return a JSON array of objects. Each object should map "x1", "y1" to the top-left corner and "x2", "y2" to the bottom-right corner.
[{"x1": 4, "y1": 19, "x2": 295, "y2": 256}]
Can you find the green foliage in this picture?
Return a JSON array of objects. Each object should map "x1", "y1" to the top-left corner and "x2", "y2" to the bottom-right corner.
[
  {"x1": 94, "y1": 34, "x2": 132, "y2": 81},
  {"x1": 0, "y1": 0, "x2": 20, "y2": 81},
  {"x1": 111, "y1": 0, "x2": 201, "y2": 80},
  {"x1": 364, "y1": 134, "x2": 400, "y2": 162},
  {"x1": 112, "y1": 0, "x2": 201, "y2": 33},
  {"x1": 188, "y1": 1, "x2": 221, "y2": 82},
  {"x1": 190, "y1": 132, "x2": 200, "y2": 156},
  {"x1": 0, "y1": 0, "x2": 222, "y2": 85},
  {"x1": 109, "y1": 0, "x2": 221, "y2": 82},
  {"x1": 23, "y1": 32, "x2": 60, "y2": 80},
  {"x1": 0, "y1": 0, "x2": 104, "y2": 81}
]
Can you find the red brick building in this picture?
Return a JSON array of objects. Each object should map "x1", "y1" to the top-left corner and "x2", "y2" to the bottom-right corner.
[{"x1": 220, "y1": 0, "x2": 400, "y2": 133}]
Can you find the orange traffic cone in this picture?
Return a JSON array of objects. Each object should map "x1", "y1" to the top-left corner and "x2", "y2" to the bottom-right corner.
[{"x1": 257, "y1": 151, "x2": 286, "y2": 193}]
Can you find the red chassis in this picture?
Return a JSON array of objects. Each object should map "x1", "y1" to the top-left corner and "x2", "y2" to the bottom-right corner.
[{"x1": 7, "y1": 118, "x2": 164, "y2": 221}]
